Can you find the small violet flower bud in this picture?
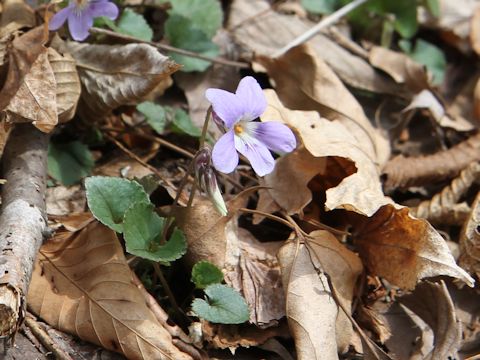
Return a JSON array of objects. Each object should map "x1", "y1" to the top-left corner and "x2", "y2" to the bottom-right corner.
[{"x1": 193, "y1": 147, "x2": 228, "y2": 216}]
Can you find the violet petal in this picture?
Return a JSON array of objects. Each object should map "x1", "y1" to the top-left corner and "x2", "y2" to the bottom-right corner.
[
  {"x1": 89, "y1": 1, "x2": 119, "y2": 19},
  {"x1": 205, "y1": 89, "x2": 245, "y2": 128},
  {"x1": 67, "y1": 12, "x2": 93, "y2": 41},
  {"x1": 49, "y1": 5, "x2": 73, "y2": 30},
  {"x1": 235, "y1": 76, "x2": 267, "y2": 120},
  {"x1": 246, "y1": 121, "x2": 296, "y2": 153},
  {"x1": 234, "y1": 134, "x2": 274, "y2": 177},
  {"x1": 212, "y1": 130, "x2": 239, "y2": 174}
]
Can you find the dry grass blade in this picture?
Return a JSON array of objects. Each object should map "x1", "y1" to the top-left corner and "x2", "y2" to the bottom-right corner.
[
  {"x1": 28, "y1": 221, "x2": 192, "y2": 360},
  {"x1": 409, "y1": 162, "x2": 480, "y2": 225},
  {"x1": 459, "y1": 191, "x2": 480, "y2": 279},
  {"x1": 382, "y1": 132, "x2": 480, "y2": 191}
]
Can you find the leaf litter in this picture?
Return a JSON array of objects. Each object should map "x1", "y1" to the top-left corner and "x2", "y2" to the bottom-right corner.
[{"x1": 0, "y1": 0, "x2": 478, "y2": 359}]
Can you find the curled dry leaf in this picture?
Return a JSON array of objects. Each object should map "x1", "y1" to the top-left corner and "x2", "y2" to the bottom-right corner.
[
  {"x1": 257, "y1": 44, "x2": 390, "y2": 166},
  {"x1": 229, "y1": 0, "x2": 402, "y2": 95},
  {"x1": 48, "y1": 47, "x2": 81, "y2": 123},
  {"x1": 4, "y1": 50, "x2": 57, "y2": 132},
  {"x1": 278, "y1": 241, "x2": 338, "y2": 359},
  {"x1": 399, "y1": 281, "x2": 462, "y2": 360},
  {"x1": 459, "y1": 191, "x2": 480, "y2": 278},
  {"x1": 0, "y1": 26, "x2": 47, "y2": 112},
  {"x1": 223, "y1": 224, "x2": 285, "y2": 328},
  {"x1": 28, "y1": 221, "x2": 192, "y2": 360},
  {"x1": 261, "y1": 90, "x2": 392, "y2": 217},
  {"x1": 354, "y1": 205, "x2": 474, "y2": 289},
  {"x1": 53, "y1": 39, "x2": 180, "y2": 119},
  {"x1": 0, "y1": 0, "x2": 36, "y2": 38},
  {"x1": 368, "y1": 45, "x2": 428, "y2": 93},
  {"x1": 404, "y1": 90, "x2": 474, "y2": 132},
  {"x1": 382, "y1": 132, "x2": 480, "y2": 191},
  {"x1": 409, "y1": 162, "x2": 480, "y2": 225}
]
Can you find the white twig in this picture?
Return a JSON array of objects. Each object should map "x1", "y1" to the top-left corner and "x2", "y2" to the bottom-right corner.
[{"x1": 272, "y1": 0, "x2": 369, "y2": 58}]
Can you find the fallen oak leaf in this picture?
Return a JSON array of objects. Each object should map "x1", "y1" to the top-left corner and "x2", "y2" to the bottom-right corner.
[{"x1": 28, "y1": 221, "x2": 192, "y2": 360}]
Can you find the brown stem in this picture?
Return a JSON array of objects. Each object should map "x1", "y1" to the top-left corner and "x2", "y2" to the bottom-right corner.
[
  {"x1": 0, "y1": 124, "x2": 49, "y2": 339},
  {"x1": 90, "y1": 27, "x2": 249, "y2": 69}
]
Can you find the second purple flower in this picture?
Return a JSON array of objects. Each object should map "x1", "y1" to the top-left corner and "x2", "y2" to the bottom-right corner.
[
  {"x1": 49, "y1": 0, "x2": 119, "y2": 41},
  {"x1": 206, "y1": 76, "x2": 296, "y2": 177}
]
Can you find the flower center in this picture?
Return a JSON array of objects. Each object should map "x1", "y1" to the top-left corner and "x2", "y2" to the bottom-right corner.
[
  {"x1": 234, "y1": 124, "x2": 244, "y2": 135},
  {"x1": 72, "y1": 0, "x2": 90, "y2": 11}
]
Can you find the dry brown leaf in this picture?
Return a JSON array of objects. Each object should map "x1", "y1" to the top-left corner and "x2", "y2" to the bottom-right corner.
[
  {"x1": 459, "y1": 191, "x2": 480, "y2": 279},
  {"x1": 0, "y1": 26, "x2": 47, "y2": 112},
  {"x1": 278, "y1": 240, "x2": 339, "y2": 359},
  {"x1": 48, "y1": 47, "x2": 81, "y2": 123},
  {"x1": 382, "y1": 132, "x2": 480, "y2": 191},
  {"x1": 368, "y1": 45, "x2": 428, "y2": 92},
  {"x1": 229, "y1": 0, "x2": 402, "y2": 95},
  {"x1": 4, "y1": 50, "x2": 57, "y2": 132},
  {"x1": 46, "y1": 184, "x2": 86, "y2": 216},
  {"x1": 399, "y1": 281, "x2": 462, "y2": 360},
  {"x1": 0, "y1": 0, "x2": 36, "y2": 38},
  {"x1": 304, "y1": 230, "x2": 363, "y2": 353},
  {"x1": 262, "y1": 90, "x2": 392, "y2": 217},
  {"x1": 54, "y1": 40, "x2": 180, "y2": 119},
  {"x1": 354, "y1": 205, "x2": 474, "y2": 289},
  {"x1": 375, "y1": 301, "x2": 423, "y2": 359},
  {"x1": 404, "y1": 90, "x2": 474, "y2": 132},
  {"x1": 224, "y1": 225, "x2": 285, "y2": 328},
  {"x1": 28, "y1": 221, "x2": 192, "y2": 360}
]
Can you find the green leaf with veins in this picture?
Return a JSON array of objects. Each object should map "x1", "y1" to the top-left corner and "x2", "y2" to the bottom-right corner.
[
  {"x1": 85, "y1": 176, "x2": 149, "y2": 233},
  {"x1": 123, "y1": 201, "x2": 187, "y2": 262},
  {"x1": 117, "y1": 9, "x2": 153, "y2": 41}
]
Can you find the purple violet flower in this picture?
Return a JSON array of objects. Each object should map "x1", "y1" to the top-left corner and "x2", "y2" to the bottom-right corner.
[
  {"x1": 206, "y1": 76, "x2": 296, "y2": 177},
  {"x1": 49, "y1": 0, "x2": 119, "y2": 41}
]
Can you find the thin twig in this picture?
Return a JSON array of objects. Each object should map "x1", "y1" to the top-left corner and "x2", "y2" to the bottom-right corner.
[
  {"x1": 90, "y1": 27, "x2": 250, "y2": 68},
  {"x1": 272, "y1": 0, "x2": 369, "y2": 57},
  {"x1": 24, "y1": 316, "x2": 73, "y2": 360},
  {"x1": 152, "y1": 263, "x2": 188, "y2": 320},
  {"x1": 104, "y1": 133, "x2": 176, "y2": 189},
  {"x1": 238, "y1": 207, "x2": 296, "y2": 230}
]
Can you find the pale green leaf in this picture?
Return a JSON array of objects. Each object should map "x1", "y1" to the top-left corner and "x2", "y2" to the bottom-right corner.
[
  {"x1": 191, "y1": 284, "x2": 250, "y2": 324},
  {"x1": 137, "y1": 101, "x2": 166, "y2": 134},
  {"x1": 117, "y1": 9, "x2": 153, "y2": 41}
]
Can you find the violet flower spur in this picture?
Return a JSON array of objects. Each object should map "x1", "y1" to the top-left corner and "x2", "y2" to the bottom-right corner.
[
  {"x1": 49, "y1": 0, "x2": 119, "y2": 41},
  {"x1": 206, "y1": 76, "x2": 296, "y2": 177}
]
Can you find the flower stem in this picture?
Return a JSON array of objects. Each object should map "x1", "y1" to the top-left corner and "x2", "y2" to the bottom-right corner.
[
  {"x1": 186, "y1": 107, "x2": 212, "y2": 208},
  {"x1": 152, "y1": 262, "x2": 188, "y2": 320}
]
